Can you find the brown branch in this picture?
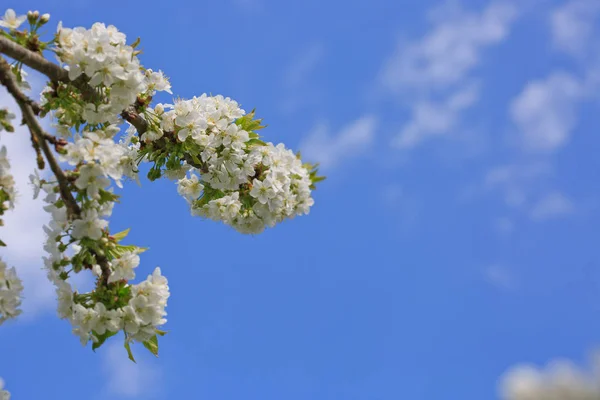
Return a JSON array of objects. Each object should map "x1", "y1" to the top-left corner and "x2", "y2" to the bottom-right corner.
[
  {"x1": 0, "y1": 36, "x2": 68, "y2": 82},
  {"x1": 121, "y1": 106, "x2": 148, "y2": 135},
  {"x1": 0, "y1": 56, "x2": 80, "y2": 216},
  {"x1": 1, "y1": 36, "x2": 147, "y2": 133}
]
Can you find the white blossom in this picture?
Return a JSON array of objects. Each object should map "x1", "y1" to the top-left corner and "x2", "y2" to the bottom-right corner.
[
  {"x1": 0, "y1": 9, "x2": 26, "y2": 30},
  {"x1": 71, "y1": 208, "x2": 108, "y2": 240},
  {"x1": 0, "y1": 258, "x2": 23, "y2": 325}
]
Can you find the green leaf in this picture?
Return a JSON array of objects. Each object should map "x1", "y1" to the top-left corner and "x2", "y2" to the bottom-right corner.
[
  {"x1": 142, "y1": 335, "x2": 159, "y2": 357},
  {"x1": 246, "y1": 138, "x2": 267, "y2": 147},
  {"x1": 0, "y1": 239, "x2": 5, "y2": 247},
  {"x1": 124, "y1": 339, "x2": 136, "y2": 363},
  {"x1": 112, "y1": 244, "x2": 148, "y2": 257},
  {"x1": 99, "y1": 189, "x2": 120, "y2": 204},
  {"x1": 92, "y1": 330, "x2": 118, "y2": 351},
  {"x1": 155, "y1": 329, "x2": 168, "y2": 337},
  {"x1": 112, "y1": 228, "x2": 130, "y2": 243},
  {"x1": 131, "y1": 37, "x2": 141, "y2": 49},
  {"x1": 236, "y1": 109, "x2": 267, "y2": 133}
]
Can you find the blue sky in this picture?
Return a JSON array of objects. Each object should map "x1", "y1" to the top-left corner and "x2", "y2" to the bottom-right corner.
[{"x1": 1, "y1": 0, "x2": 600, "y2": 398}]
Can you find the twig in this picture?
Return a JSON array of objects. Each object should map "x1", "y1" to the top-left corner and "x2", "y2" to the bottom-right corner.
[{"x1": 0, "y1": 56, "x2": 80, "y2": 216}]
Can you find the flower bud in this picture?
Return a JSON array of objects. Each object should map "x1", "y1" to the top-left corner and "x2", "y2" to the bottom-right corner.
[
  {"x1": 27, "y1": 11, "x2": 36, "y2": 24},
  {"x1": 40, "y1": 13, "x2": 50, "y2": 24},
  {"x1": 154, "y1": 104, "x2": 164, "y2": 114}
]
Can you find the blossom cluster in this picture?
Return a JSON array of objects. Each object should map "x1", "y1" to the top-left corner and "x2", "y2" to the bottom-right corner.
[
  {"x1": 500, "y1": 353, "x2": 600, "y2": 400},
  {"x1": 25, "y1": 18, "x2": 172, "y2": 356},
  {"x1": 35, "y1": 175, "x2": 169, "y2": 349},
  {"x1": 54, "y1": 22, "x2": 171, "y2": 120},
  {"x1": 0, "y1": 377, "x2": 10, "y2": 400},
  {"x1": 0, "y1": 257, "x2": 23, "y2": 325},
  {"x1": 142, "y1": 96, "x2": 318, "y2": 234},
  {"x1": 0, "y1": 7, "x2": 321, "y2": 359}
]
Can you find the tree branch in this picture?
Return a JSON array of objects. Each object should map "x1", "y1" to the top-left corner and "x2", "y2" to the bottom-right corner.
[
  {"x1": 0, "y1": 36, "x2": 68, "y2": 82},
  {"x1": 1, "y1": 36, "x2": 148, "y2": 135},
  {"x1": 0, "y1": 56, "x2": 80, "y2": 216},
  {"x1": 121, "y1": 107, "x2": 148, "y2": 135}
]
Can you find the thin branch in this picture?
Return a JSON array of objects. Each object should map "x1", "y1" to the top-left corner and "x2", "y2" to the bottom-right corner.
[{"x1": 0, "y1": 56, "x2": 80, "y2": 216}]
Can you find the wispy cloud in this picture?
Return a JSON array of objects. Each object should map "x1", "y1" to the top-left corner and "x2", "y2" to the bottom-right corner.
[
  {"x1": 480, "y1": 163, "x2": 575, "y2": 224},
  {"x1": 484, "y1": 162, "x2": 552, "y2": 209},
  {"x1": 380, "y1": 184, "x2": 421, "y2": 233},
  {"x1": 380, "y1": 1, "x2": 519, "y2": 149},
  {"x1": 530, "y1": 191, "x2": 574, "y2": 221},
  {"x1": 284, "y1": 44, "x2": 324, "y2": 88},
  {"x1": 280, "y1": 43, "x2": 324, "y2": 115},
  {"x1": 394, "y1": 83, "x2": 479, "y2": 148},
  {"x1": 493, "y1": 217, "x2": 515, "y2": 235},
  {"x1": 300, "y1": 115, "x2": 378, "y2": 169},
  {"x1": 509, "y1": 72, "x2": 585, "y2": 153},
  {"x1": 551, "y1": 0, "x2": 600, "y2": 56},
  {"x1": 381, "y1": 2, "x2": 517, "y2": 91},
  {"x1": 485, "y1": 265, "x2": 517, "y2": 290},
  {"x1": 102, "y1": 342, "x2": 161, "y2": 398}
]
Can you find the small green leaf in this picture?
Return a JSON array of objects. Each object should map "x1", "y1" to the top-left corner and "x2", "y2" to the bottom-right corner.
[
  {"x1": 0, "y1": 239, "x2": 5, "y2": 247},
  {"x1": 112, "y1": 228, "x2": 130, "y2": 242},
  {"x1": 142, "y1": 335, "x2": 159, "y2": 357},
  {"x1": 113, "y1": 244, "x2": 148, "y2": 257},
  {"x1": 246, "y1": 138, "x2": 267, "y2": 147},
  {"x1": 124, "y1": 339, "x2": 136, "y2": 363},
  {"x1": 92, "y1": 330, "x2": 118, "y2": 351},
  {"x1": 155, "y1": 329, "x2": 168, "y2": 337},
  {"x1": 131, "y1": 37, "x2": 141, "y2": 49}
]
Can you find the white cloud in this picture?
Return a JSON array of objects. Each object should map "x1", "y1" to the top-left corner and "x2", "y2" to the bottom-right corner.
[
  {"x1": 484, "y1": 162, "x2": 551, "y2": 208},
  {"x1": 0, "y1": 81, "x2": 55, "y2": 318},
  {"x1": 280, "y1": 44, "x2": 324, "y2": 115},
  {"x1": 485, "y1": 265, "x2": 516, "y2": 290},
  {"x1": 510, "y1": 72, "x2": 585, "y2": 152},
  {"x1": 551, "y1": 0, "x2": 600, "y2": 56},
  {"x1": 283, "y1": 44, "x2": 324, "y2": 88},
  {"x1": 394, "y1": 83, "x2": 479, "y2": 148},
  {"x1": 380, "y1": 184, "x2": 420, "y2": 232},
  {"x1": 103, "y1": 342, "x2": 161, "y2": 398},
  {"x1": 380, "y1": 1, "x2": 518, "y2": 92},
  {"x1": 381, "y1": 1, "x2": 518, "y2": 149},
  {"x1": 300, "y1": 115, "x2": 378, "y2": 169},
  {"x1": 493, "y1": 217, "x2": 515, "y2": 235},
  {"x1": 530, "y1": 191, "x2": 574, "y2": 221},
  {"x1": 481, "y1": 164, "x2": 574, "y2": 223}
]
